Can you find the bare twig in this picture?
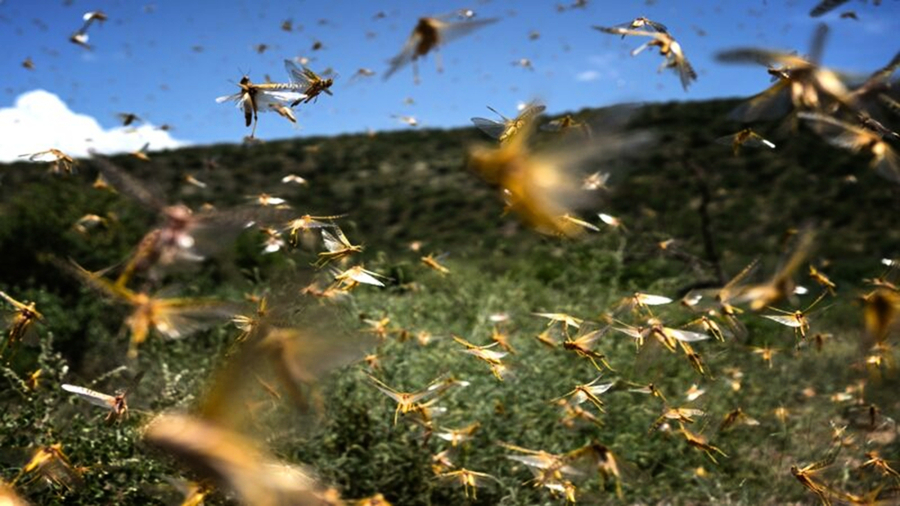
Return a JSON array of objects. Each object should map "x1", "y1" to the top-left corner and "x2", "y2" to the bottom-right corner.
[{"x1": 689, "y1": 162, "x2": 726, "y2": 285}]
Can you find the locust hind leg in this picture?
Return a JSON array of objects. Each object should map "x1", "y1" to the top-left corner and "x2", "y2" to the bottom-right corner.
[
  {"x1": 435, "y1": 50, "x2": 444, "y2": 74},
  {"x1": 631, "y1": 42, "x2": 651, "y2": 56}
]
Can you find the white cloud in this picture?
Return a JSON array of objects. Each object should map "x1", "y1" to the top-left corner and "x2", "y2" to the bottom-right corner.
[
  {"x1": 588, "y1": 53, "x2": 617, "y2": 67},
  {"x1": 574, "y1": 52, "x2": 622, "y2": 83},
  {"x1": 575, "y1": 70, "x2": 601, "y2": 82},
  {"x1": 0, "y1": 89, "x2": 187, "y2": 163}
]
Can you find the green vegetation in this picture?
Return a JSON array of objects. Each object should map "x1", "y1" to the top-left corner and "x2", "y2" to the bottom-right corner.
[{"x1": 0, "y1": 98, "x2": 898, "y2": 505}]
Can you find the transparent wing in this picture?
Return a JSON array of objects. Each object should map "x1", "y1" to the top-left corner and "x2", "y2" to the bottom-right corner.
[
  {"x1": 715, "y1": 48, "x2": 809, "y2": 69},
  {"x1": 807, "y1": 23, "x2": 829, "y2": 65},
  {"x1": 879, "y1": 93, "x2": 900, "y2": 116},
  {"x1": 636, "y1": 293, "x2": 672, "y2": 306},
  {"x1": 714, "y1": 133, "x2": 738, "y2": 146},
  {"x1": 665, "y1": 408, "x2": 705, "y2": 419},
  {"x1": 612, "y1": 326, "x2": 643, "y2": 340},
  {"x1": 798, "y1": 112, "x2": 873, "y2": 151},
  {"x1": 720, "y1": 258, "x2": 761, "y2": 298},
  {"x1": 62, "y1": 384, "x2": 115, "y2": 409},
  {"x1": 859, "y1": 51, "x2": 900, "y2": 93},
  {"x1": 154, "y1": 299, "x2": 243, "y2": 340},
  {"x1": 810, "y1": 0, "x2": 850, "y2": 17},
  {"x1": 729, "y1": 81, "x2": 793, "y2": 122},
  {"x1": 533, "y1": 313, "x2": 582, "y2": 327},
  {"x1": 541, "y1": 119, "x2": 565, "y2": 132},
  {"x1": 518, "y1": 103, "x2": 546, "y2": 119},
  {"x1": 586, "y1": 382, "x2": 616, "y2": 396},
  {"x1": 302, "y1": 67, "x2": 321, "y2": 82},
  {"x1": 23, "y1": 150, "x2": 62, "y2": 163},
  {"x1": 384, "y1": 35, "x2": 419, "y2": 81},
  {"x1": 255, "y1": 90, "x2": 305, "y2": 111},
  {"x1": 594, "y1": 26, "x2": 661, "y2": 39},
  {"x1": 664, "y1": 328, "x2": 710, "y2": 343},
  {"x1": 463, "y1": 347, "x2": 507, "y2": 362},
  {"x1": 471, "y1": 117, "x2": 506, "y2": 139},
  {"x1": 612, "y1": 18, "x2": 668, "y2": 33},
  {"x1": 187, "y1": 206, "x2": 295, "y2": 260},
  {"x1": 347, "y1": 269, "x2": 385, "y2": 287},
  {"x1": 646, "y1": 19, "x2": 668, "y2": 32},
  {"x1": 562, "y1": 215, "x2": 600, "y2": 232},
  {"x1": 366, "y1": 375, "x2": 405, "y2": 404},
  {"x1": 761, "y1": 314, "x2": 802, "y2": 328},
  {"x1": 89, "y1": 155, "x2": 166, "y2": 212},
  {"x1": 216, "y1": 92, "x2": 243, "y2": 104},
  {"x1": 873, "y1": 149, "x2": 900, "y2": 184},
  {"x1": 507, "y1": 454, "x2": 558, "y2": 468},
  {"x1": 436, "y1": 17, "x2": 499, "y2": 46},
  {"x1": 321, "y1": 229, "x2": 344, "y2": 252},
  {"x1": 742, "y1": 133, "x2": 776, "y2": 149},
  {"x1": 284, "y1": 60, "x2": 313, "y2": 87},
  {"x1": 507, "y1": 455, "x2": 582, "y2": 477},
  {"x1": 63, "y1": 258, "x2": 137, "y2": 304},
  {"x1": 145, "y1": 414, "x2": 326, "y2": 505},
  {"x1": 675, "y1": 56, "x2": 698, "y2": 91},
  {"x1": 830, "y1": 132, "x2": 874, "y2": 151}
]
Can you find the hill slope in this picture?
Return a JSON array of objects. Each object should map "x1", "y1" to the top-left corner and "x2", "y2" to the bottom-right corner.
[{"x1": 1, "y1": 97, "x2": 898, "y2": 505}]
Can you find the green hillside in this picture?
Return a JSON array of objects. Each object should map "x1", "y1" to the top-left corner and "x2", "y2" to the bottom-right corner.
[{"x1": 0, "y1": 97, "x2": 898, "y2": 505}]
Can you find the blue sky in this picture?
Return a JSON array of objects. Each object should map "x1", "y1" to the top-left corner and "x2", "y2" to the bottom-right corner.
[{"x1": 1, "y1": 0, "x2": 898, "y2": 157}]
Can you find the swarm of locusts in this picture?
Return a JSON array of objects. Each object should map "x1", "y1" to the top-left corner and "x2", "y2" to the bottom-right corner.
[{"x1": 4, "y1": 2, "x2": 900, "y2": 505}]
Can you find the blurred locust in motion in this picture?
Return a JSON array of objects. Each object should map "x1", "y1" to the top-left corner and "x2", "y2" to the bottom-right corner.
[
  {"x1": 90, "y1": 156, "x2": 289, "y2": 287},
  {"x1": 384, "y1": 12, "x2": 499, "y2": 83},
  {"x1": 145, "y1": 297, "x2": 367, "y2": 505},
  {"x1": 468, "y1": 105, "x2": 648, "y2": 238},
  {"x1": 542, "y1": 114, "x2": 593, "y2": 139},
  {"x1": 471, "y1": 101, "x2": 546, "y2": 145},
  {"x1": 715, "y1": 128, "x2": 776, "y2": 156},
  {"x1": 716, "y1": 24, "x2": 851, "y2": 122},
  {"x1": 69, "y1": 10, "x2": 107, "y2": 49},
  {"x1": 798, "y1": 111, "x2": 900, "y2": 184},
  {"x1": 612, "y1": 16, "x2": 668, "y2": 36},
  {"x1": 19, "y1": 148, "x2": 77, "y2": 174},
  {"x1": 595, "y1": 24, "x2": 697, "y2": 90},
  {"x1": 0, "y1": 291, "x2": 43, "y2": 361},
  {"x1": 735, "y1": 228, "x2": 816, "y2": 311},
  {"x1": 12, "y1": 443, "x2": 82, "y2": 492},
  {"x1": 66, "y1": 260, "x2": 239, "y2": 358},
  {"x1": 434, "y1": 468, "x2": 500, "y2": 500}
]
